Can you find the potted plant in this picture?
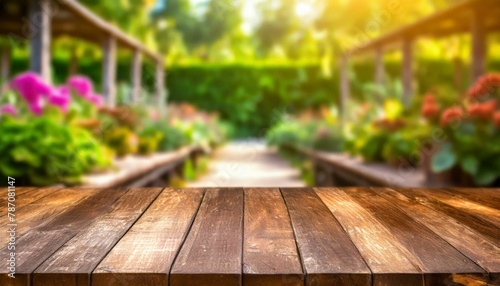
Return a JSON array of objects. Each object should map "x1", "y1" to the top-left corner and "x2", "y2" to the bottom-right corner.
[{"x1": 422, "y1": 74, "x2": 500, "y2": 186}]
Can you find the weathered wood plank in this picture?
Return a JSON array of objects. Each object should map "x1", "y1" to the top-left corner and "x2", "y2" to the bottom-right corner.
[
  {"x1": 170, "y1": 188, "x2": 243, "y2": 286},
  {"x1": 243, "y1": 188, "x2": 303, "y2": 286},
  {"x1": 0, "y1": 188, "x2": 129, "y2": 285},
  {"x1": 93, "y1": 188, "x2": 204, "y2": 286},
  {"x1": 344, "y1": 188, "x2": 488, "y2": 285},
  {"x1": 398, "y1": 188, "x2": 500, "y2": 246},
  {"x1": 413, "y1": 188, "x2": 500, "y2": 229},
  {"x1": 375, "y1": 187, "x2": 500, "y2": 285},
  {"x1": 0, "y1": 187, "x2": 36, "y2": 210},
  {"x1": 0, "y1": 188, "x2": 97, "y2": 253},
  {"x1": 449, "y1": 188, "x2": 500, "y2": 210},
  {"x1": 281, "y1": 188, "x2": 371, "y2": 286},
  {"x1": 33, "y1": 188, "x2": 163, "y2": 286},
  {"x1": 0, "y1": 188, "x2": 60, "y2": 217},
  {"x1": 315, "y1": 188, "x2": 422, "y2": 286}
]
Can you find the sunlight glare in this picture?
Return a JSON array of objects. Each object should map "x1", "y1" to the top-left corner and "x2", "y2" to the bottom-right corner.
[{"x1": 295, "y1": 1, "x2": 314, "y2": 18}]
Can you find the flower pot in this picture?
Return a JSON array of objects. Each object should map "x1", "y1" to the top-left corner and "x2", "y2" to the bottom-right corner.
[
  {"x1": 420, "y1": 144, "x2": 456, "y2": 187},
  {"x1": 420, "y1": 145, "x2": 481, "y2": 187}
]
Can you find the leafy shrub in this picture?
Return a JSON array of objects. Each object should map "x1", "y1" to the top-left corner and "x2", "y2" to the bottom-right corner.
[
  {"x1": 0, "y1": 116, "x2": 111, "y2": 186},
  {"x1": 312, "y1": 124, "x2": 344, "y2": 152},
  {"x1": 103, "y1": 127, "x2": 139, "y2": 157},
  {"x1": 266, "y1": 120, "x2": 312, "y2": 149},
  {"x1": 152, "y1": 124, "x2": 189, "y2": 151},
  {"x1": 138, "y1": 128, "x2": 163, "y2": 155}
]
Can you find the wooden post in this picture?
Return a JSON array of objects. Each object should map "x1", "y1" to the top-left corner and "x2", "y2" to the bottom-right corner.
[
  {"x1": 102, "y1": 36, "x2": 117, "y2": 107},
  {"x1": 131, "y1": 50, "x2": 142, "y2": 104},
  {"x1": 375, "y1": 47, "x2": 385, "y2": 101},
  {"x1": 69, "y1": 47, "x2": 78, "y2": 76},
  {"x1": 402, "y1": 39, "x2": 413, "y2": 106},
  {"x1": 471, "y1": 9, "x2": 486, "y2": 82},
  {"x1": 29, "y1": 0, "x2": 51, "y2": 82},
  {"x1": 155, "y1": 59, "x2": 165, "y2": 113},
  {"x1": 1, "y1": 46, "x2": 11, "y2": 82},
  {"x1": 339, "y1": 55, "x2": 350, "y2": 126}
]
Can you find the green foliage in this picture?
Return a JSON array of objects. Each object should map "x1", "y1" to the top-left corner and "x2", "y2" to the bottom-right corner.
[
  {"x1": 382, "y1": 132, "x2": 420, "y2": 165},
  {"x1": 311, "y1": 124, "x2": 344, "y2": 152},
  {"x1": 103, "y1": 127, "x2": 139, "y2": 157},
  {"x1": 148, "y1": 123, "x2": 189, "y2": 152},
  {"x1": 431, "y1": 142, "x2": 457, "y2": 173},
  {"x1": 138, "y1": 127, "x2": 163, "y2": 155},
  {"x1": 0, "y1": 116, "x2": 111, "y2": 186},
  {"x1": 168, "y1": 64, "x2": 337, "y2": 137},
  {"x1": 266, "y1": 119, "x2": 312, "y2": 149},
  {"x1": 431, "y1": 125, "x2": 500, "y2": 186}
]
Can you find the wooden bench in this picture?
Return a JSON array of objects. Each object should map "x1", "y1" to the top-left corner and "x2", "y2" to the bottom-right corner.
[
  {"x1": 81, "y1": 146, "x2": 205, "y2": 188},
  {"x1": 291, "y1": 146, "x2": 429, "y2": 187},
  {"x1": 1, "y1": 187, "x2": 499, "y2": 285}
]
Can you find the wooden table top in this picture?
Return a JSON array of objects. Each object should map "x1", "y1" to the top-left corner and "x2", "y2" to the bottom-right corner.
[{"x1": 1, "y1": 187, "x2": 499, "y2": 286}]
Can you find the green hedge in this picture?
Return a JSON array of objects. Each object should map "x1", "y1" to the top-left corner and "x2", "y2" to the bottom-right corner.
[
  {"x1": 7, "y1": 58, "x2": 500, "y2": 137},
  {"x1": 167, "y1": 64, "x2": 337, "y2": 137}
]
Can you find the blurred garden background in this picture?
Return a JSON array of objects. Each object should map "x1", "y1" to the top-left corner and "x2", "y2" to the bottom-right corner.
[{"x1": 0, "y1": 0, "x2": 499, "y2": 187}]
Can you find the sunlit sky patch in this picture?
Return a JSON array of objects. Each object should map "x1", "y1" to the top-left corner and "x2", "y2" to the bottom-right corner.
[{"x1": 190, "y1": 0, "x2": 318, "y2": 34}]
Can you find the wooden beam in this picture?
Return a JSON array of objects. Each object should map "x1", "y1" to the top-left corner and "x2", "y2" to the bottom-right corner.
[
  {"x1": 61, "y1": 0, "x2": 161, "y2": 61},
  {"x1": 131, "y1": 49, "x2": 142, "y2": 104},
  {"x1": 471, "y1": 8, "x2": 486, "y2": 82},
  {"x1": 29, "y1": 0, "x2": 51, "y2": 82},
  {"x1": 155, "y1": 60, "x2": 165, "y2": 112},
  {"x1": 102, "y1": 36, "x2": 117, "y2": 107},
  {"x1": 339, "y1": 56, "x2": 350, "y2": 126},
  {"x1": 402, "y1": 39, "x2": 413, "y2": 106}
]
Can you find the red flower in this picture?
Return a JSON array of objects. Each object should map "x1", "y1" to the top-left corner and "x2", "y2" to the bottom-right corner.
[
  {"x1": 423, "y1": 93, "x2": 436, "y2": 104},
  {"x1": 467, "y1": 100, "x2": 497, "y2": 120},
  {"x1": 468, "y1": 73, "x2": 500, "y2": 100},
  {"x1": 494, "y1": 111, "x2": 500, "y2": 127},
  {"x1": 440, "y1": 107, "x2": 463, "y2": 127},
  {"x1": 422, "y1": 102, "x2": 440, "y2": 119}
]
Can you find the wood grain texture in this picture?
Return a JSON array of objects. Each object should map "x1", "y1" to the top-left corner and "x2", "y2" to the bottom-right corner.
[
  {"x1": 93, "y1": 188, "x2": 204, "y2": 286},
  {"x1": 33, "y1": 188, "x2": 163, "y2": 286},
  {"x1": 8, "y1": 188, "x2": 99, "y2": 238},
  {"x1": 343, "y1": 188, "x2": 488, "y2": 286},
  {"x1": 412, "y1": 188, "x2": 500, "y2": 228},
  {"x1": 281, "y1": 188, "x2": 371, "y2": 286},
  {"x1": 375, "y1": 187, "x2": 500, "y2": 285},
  {"x1": 243, "y1": 188, "x2": 303, "y2": 286},
  {"x1": 0, "y1": 188, "x2": 128, "y2": 286},
  {"x1": 170, "y1": 188, "x2": 244, "y2": 286},
  {"x1": 447, "y1": 188, "x2": 500, "y2": 210},
  {"x1": 397, "y1": 188, "x2": 500, "y2": 246},
  {"x1": 315, "y1": 188, "x2": 422, "y2": 286},
  {"x1": 0, "y1": 187, "x2": 37, "y2": 215}
]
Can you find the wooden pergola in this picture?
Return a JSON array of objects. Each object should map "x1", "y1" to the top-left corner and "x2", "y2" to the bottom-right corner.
[
  {"x1": 0, "y1": 0, "x2": 164, "y2": 107},
  {"x1": 340, "y1": 0, "x2": 500, "y2": 116}
]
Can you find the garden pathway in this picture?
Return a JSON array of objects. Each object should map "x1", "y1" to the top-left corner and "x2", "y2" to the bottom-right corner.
[{"x1": 188, "y1": 140, "x2": 306, "y2": 187}]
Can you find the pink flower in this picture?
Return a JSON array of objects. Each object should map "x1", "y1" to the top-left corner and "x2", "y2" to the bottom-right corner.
[
  {"x1": 88, "y1": 94, "x2": 104, "y2": 106},
  {"x1": 68, "y1": 75, "x2": 94, "y2": 99},
  {"x1": 10, "y1": 72, "x2": 52, "y2": 104},
  {"x1": 29, "y1": 99, "x2": 44, "y2": 116},
  {"x1": 0, "y1": 104, "x2": 18, "y2": 116},
  {"x1": 48, "y1": 86, "x2": 71, "y2": 112}
]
